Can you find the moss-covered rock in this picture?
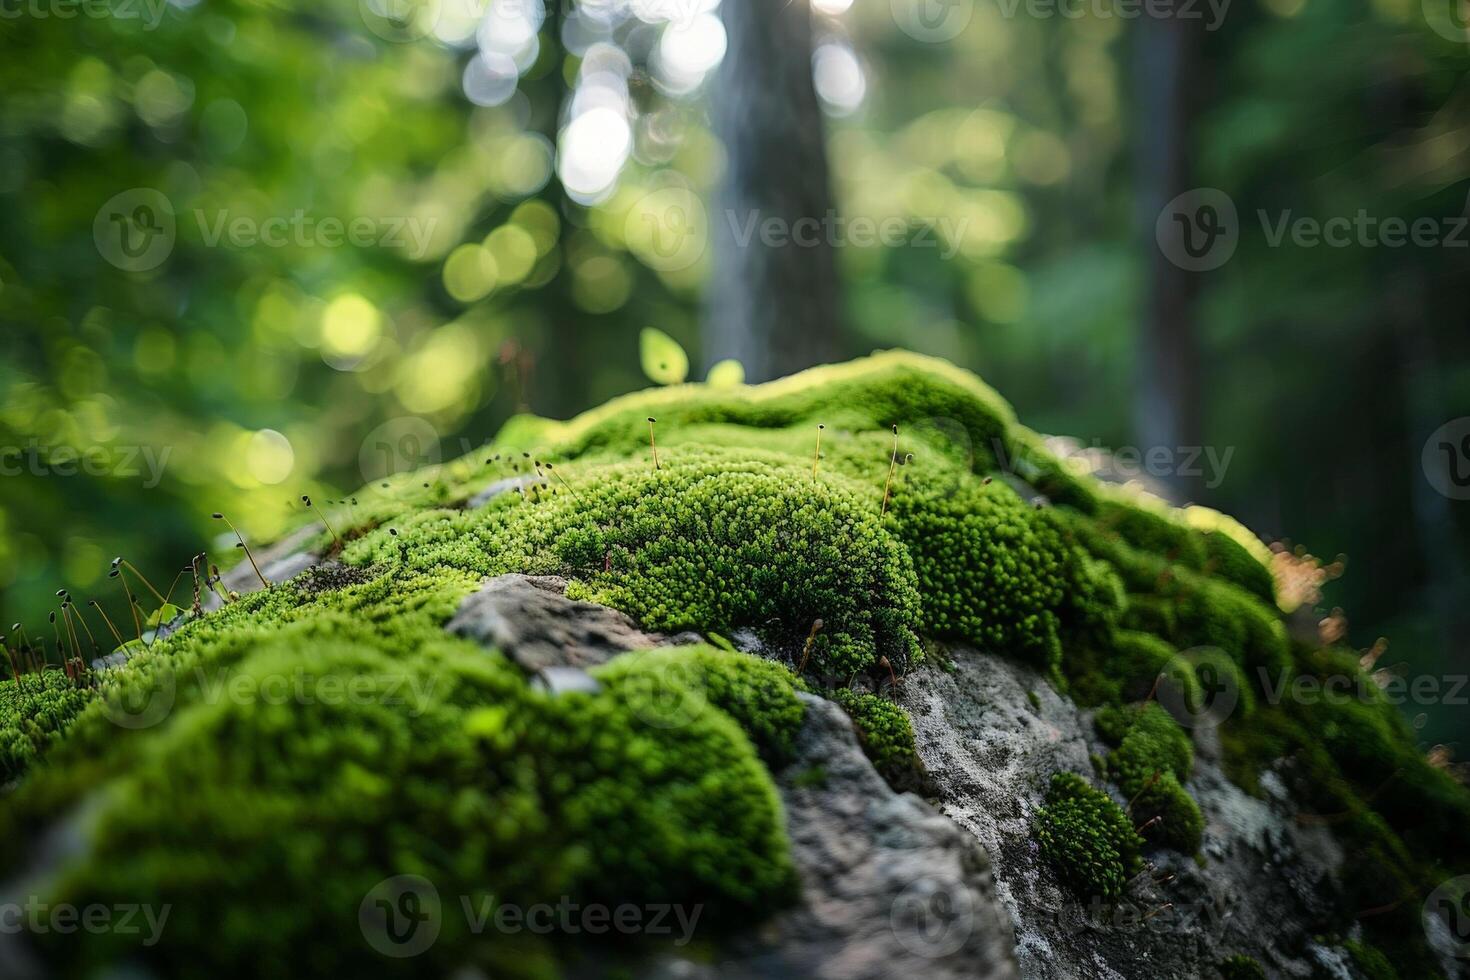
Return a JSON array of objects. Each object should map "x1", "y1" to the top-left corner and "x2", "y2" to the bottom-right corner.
[{"x1": 0, "y1": 350, "x2": 1463, "y2": 977}]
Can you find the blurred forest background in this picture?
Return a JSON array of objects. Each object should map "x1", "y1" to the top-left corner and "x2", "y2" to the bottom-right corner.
[{"x1": 1, "y1": 0, "x2": 1468, "y2": 742}]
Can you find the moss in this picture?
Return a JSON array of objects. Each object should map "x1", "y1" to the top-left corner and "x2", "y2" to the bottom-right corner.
[
  {"x1": 1034, "y1": 771, "x2": 1142, "y2": 901},
  {"x1": 343, "y1": 450, "x2": 923, "y2": 681},
  {"x1": 1096, "y1": 702, "x2": 1203, "y2": 854},
  {"x1": 1, "y1": 349, "x2": 1463, "y2": 975},
  {"x1": 1343, "y1": 939, "x2": 1399, "y2": 980},
  {"x1": 1, "y1": 575, "x2": 797, "y2": 975},
  {"x1": 0, "y1": 668, "x2": 95, "y2": 783},
  {"x1": 1095, "y1": 494, "x2": 1208, "y2": 570},
  {"x1": 830, "y1": 688, "x2": 925, "y2": 788},
  {"x1": 890, "y1": 479, "x2": 1120, "y2": 675},
  {"x1": 591, "y1": 645, "x2": 806, "y2": 764},
  {"x1": 1200, "y1": 529, "x2": 1276, "y2": 605},
  {"x1": 1218, "y1": 954, "x2": 1267, "y2": 980}
]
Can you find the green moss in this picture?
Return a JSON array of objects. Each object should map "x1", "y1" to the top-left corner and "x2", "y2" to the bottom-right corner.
[
  {"x1": 1344, "y1": 939, "x2": 1398, "y2": 980},
  {"x1": 2, "y1": 349, "x2": 1463, "y2": 975},
  {"x1": 1200, "y1": 529, "x2": 1276, "y2": 605},
  {"x1": 890, "y1": 479, "x2": 1120, "y2": 675},
  {"x1": 343, "y1": 450, "x2": 923, "y2": 680},
  {"x1": 1218, "y1": 954, "x2": 1267, "y2": 980},
  {"x1": 1034, "y1": 771, "x2": 1142, "y2": 901},
  {"x1": 592, "y1": 645, "x2": 806, "y2": 763},
  {"x1": 830, "y1": 688, "x2": 925, "y2": 788},
  {"x1": 1, "y1": 575, "x2": 797, "y2": 975},
  {"x1": 0, "y1": 668, "x2": 95, "y2": 783},
  {"x1": 1096, "y1": 702, "x2": 1203, "y2": 854}
]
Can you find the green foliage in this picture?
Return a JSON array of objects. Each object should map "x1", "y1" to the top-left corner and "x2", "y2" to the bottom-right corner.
[
  {"x1": 1034, "y1": 771, "x2": 1142, "y2": 901},
  {"x1": 1217, "y1": 954, "x2": 1267, "y2": 980},
  {"x1": 830, "y1": 688, "x2": 924, "y2": 787}
]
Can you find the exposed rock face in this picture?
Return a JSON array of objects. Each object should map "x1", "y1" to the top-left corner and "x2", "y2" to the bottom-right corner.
[
  {"x1": 704, "y1": 693, "x2": 1019, "y2": 979},
  {"x1": 445, "y1": 574, "x2": 699, "y2": 676},
  {"x1": 449, "y1": 576, "x2": 1020, "y2": 979},
  {"x1": 903, "y1": 645, "x2": 1364, "y2": 980}
]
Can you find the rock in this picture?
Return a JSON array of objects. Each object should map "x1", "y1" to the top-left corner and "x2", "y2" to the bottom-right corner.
[
  {"x1": 205, "y1": 522, "x2": 322, "y2": 611},
  {"x1": 703, "y1": 693, "x2": 1020, "y2": 979},
  {"x1": 445, "y1": 574, "x2": 697, "y2": 676},
  {"x1": 444, "y1": 586, "x2": 1019, "y2": 978},
  {"x1": 469, "y1": 475, "x2": 535, "y2": 508},
  {"x1": 903, "y1": 645, "x2": 1355, "y2": 980}
]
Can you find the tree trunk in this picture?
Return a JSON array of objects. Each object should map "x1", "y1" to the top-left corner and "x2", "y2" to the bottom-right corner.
[
  {"x1": 706, "y1": 0, "x2": 843, "y2": 382},
  {"x1": 1133, "y1": 17, "x2": 1202, "y2": 502}
]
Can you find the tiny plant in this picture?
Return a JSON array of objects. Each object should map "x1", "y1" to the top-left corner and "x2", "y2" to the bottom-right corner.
[
  {"x1": 213, "y1": 512, "x2": 271, "y2": 589},
  {"x1": 300, "y1": 495, "x2": 341, "y2": 547},
  {"x1": 881, "y1": 424, "x2": 899, "y2": 517}
]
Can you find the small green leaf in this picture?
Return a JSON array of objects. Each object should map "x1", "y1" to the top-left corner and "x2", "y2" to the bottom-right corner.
[
  {"x1": 706, "y1": 358, "x2": 745, "y2": 388},
  {"x1": 146, "y1": 603, "x2": 184, "y2": 629},
  {"x1": 639, "y1": 327, "x2": 689, "y2": 385}
]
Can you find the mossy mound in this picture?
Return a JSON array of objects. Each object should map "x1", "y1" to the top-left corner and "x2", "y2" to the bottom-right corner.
[
  {"x1": 0, "y1": 350, "x2": 1464, "y2": 974},
  {"x1": 1034, "y1": 771, "x2": 1142, "y2": 900},
  {"x1": 1095, "y1": 702, "x2": 1203, "y2": 854},
  {"x1": 0, "y1": 573, "x2": 797, "y2": 975},
  {"x1": 830, "y1": 688, "x2": 925, "y2": 789}
]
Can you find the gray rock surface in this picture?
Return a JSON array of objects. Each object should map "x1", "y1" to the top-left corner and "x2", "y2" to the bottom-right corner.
[
  {"x1": 445, "y1": 574, "x2": 700, "y2": 677},
  {"x1": 902, "y1": 644, "x2": 1357, "y2": 980},
  {"x1": 701, "y1": 693, "x2": 1019, "y2": 979}
]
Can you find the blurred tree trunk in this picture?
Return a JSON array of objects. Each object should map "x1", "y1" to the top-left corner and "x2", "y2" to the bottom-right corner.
[
  {"x1": 706, "y1": 0, "x2": 843, "y2": 382},
  {"x1": 1133, "y1": 17, "x2": 1203, "y2": 502}
]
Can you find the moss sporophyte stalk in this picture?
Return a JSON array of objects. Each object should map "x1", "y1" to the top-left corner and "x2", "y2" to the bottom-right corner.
[{"x1": 0, "y1": 351, "x2": 1465, "y2": 975}]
